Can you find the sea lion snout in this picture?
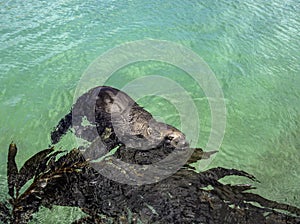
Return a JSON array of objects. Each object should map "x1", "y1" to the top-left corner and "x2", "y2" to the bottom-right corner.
[
  {"x1": 151, "y1": 122, "x2": 189, "y2": 149},
  {"x1": 164, "y1": 131, "x2": 189, "y2": 149}
]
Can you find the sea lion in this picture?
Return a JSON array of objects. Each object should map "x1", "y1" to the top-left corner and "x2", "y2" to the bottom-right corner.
[
  {"x1": 51, "y1": 86, "x2": 189, "y2": 152},
  {"x1": 51, "y1": 86, "x2": 217, "y2": 167}
]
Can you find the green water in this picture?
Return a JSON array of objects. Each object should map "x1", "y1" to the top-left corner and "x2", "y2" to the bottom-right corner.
[{"x1": 1, "y1": 0, "x2": 300, "y2": 222}]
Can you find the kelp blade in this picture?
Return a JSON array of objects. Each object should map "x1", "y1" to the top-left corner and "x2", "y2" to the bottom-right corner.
[
  {"x1": 7, "y1": 142, "x2": 18, "y2": 198},
  {"x1": 15, "y1": 147, "x2": 54, "y2": 194}
]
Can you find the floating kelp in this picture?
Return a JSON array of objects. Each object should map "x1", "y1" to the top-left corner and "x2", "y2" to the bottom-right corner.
[{"x1": 1, "y1": 143, "x2": 300, "y2": 224}]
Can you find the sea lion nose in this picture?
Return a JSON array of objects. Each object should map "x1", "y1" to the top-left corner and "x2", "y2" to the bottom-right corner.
[{"x1": 173, "y1": 137, "x2": 189, "y2": 149}]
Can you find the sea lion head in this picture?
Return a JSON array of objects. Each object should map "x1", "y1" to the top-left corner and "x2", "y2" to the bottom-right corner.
[{"x1": 146, "y1": 121, "x2": 190, "y2": 150}]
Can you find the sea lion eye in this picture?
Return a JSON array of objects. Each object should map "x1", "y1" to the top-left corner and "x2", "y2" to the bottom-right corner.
[{"x1": 135, "y1": 134, "x2": 144, "y2": 139}]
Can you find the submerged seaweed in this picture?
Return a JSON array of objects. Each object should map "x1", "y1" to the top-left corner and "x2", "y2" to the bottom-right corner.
[{"x1": 1, "y1": 142, "x2": 300, "y2": 224}]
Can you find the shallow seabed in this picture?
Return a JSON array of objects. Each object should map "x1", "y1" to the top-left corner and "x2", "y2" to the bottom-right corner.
[{"x1": 1, "y1": 0, "x2": 299, "y2": 223}]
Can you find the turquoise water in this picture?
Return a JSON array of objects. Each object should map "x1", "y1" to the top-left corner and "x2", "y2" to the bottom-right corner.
[{"x1": 1, "y1": 0, "x2": 300, "y2": 222}]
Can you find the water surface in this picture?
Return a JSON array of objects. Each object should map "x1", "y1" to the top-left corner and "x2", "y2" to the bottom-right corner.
[{"x1": 1, "y1": 0, "x2": 299, "y2": 222}]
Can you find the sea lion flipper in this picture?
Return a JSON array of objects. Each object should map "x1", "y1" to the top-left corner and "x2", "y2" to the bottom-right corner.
[{"x1": 50, "y1": 111, "x2": 72, "y2": 144}]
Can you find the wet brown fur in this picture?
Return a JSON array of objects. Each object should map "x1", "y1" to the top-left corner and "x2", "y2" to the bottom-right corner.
[{"x1": 51, "y1": 86, "x2": 189, "y2": 151}]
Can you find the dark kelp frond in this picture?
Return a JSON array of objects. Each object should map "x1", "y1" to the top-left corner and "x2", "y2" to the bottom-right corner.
[
  {"x1": 186, "y1": 147, "x2": 218, "y2": 164},
  {"x1": 201, "y1": 167, "x2": 259, "y2": 182},
  {"x1": 0, "y1": 201, "x2": 11, "y2": 223},
  {"x1": 15, "y1": 147, "x2": 54, "y2": 195},
  {"x1": 10, "y1": 148, "x2": 88, "y2": 224},
  {"x1": 7, "y1": 142, "x2": 18, "y2": 198},
  {"x1": 2, "y1": 143, "x2": 300, "y2": 224},
  {"x1": 241, "y1": 192, "x2": 300, "y2": 216}
]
